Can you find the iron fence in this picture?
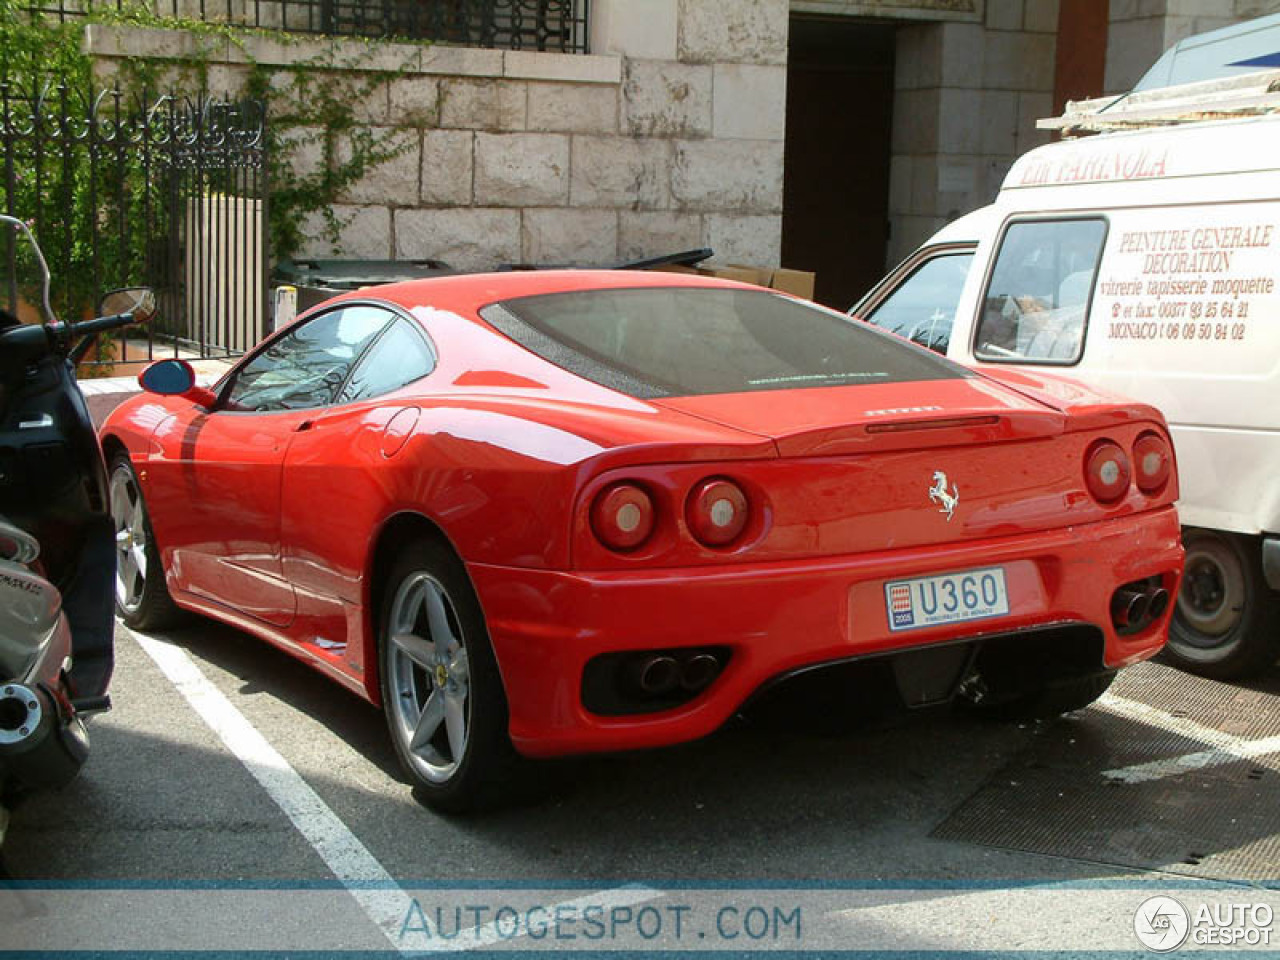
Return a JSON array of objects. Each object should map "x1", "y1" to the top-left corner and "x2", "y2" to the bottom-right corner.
[
  {"x1": 0, "y1": 83, "x2": 269, "y2": 371},
  {"x1": 26, "y1": 0, "x2": 590, "y2": 53}
]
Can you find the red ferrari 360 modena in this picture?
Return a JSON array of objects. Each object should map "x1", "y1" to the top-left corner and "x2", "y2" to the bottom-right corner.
[{"x1": 101, "y1": 270, "x2": 1183, "y2": 811}]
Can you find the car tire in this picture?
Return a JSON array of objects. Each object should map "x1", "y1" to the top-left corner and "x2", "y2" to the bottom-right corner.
[
  {"x1": 108, "y1": 454, "x2": 182, "y2": 631},
  {"x1": 1165, "y1": 529, "x2": 1280, "y2": 680},
  {"x1": 378, "y1": 539, "x2": 526, "y2": 814},
  {"x1": 964, "y1": 671, "x2": 1116, "y2": 722}
]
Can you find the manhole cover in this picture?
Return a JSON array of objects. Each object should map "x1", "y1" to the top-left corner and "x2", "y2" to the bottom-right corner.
[{"x1": 933, "y1": 661, "x2": 1280, "y2": 881}]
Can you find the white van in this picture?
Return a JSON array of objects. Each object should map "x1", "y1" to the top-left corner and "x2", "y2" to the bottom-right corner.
[{"x1": 853, "y1": 76, "x2": 1280, "y2": 678}]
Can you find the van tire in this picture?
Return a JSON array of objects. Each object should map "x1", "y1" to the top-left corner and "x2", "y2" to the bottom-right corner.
[{"x1": 1166, "y1": 530, "x2": 1280, "y2": 680}]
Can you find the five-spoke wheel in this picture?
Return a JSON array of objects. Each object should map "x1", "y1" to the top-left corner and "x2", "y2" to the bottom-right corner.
[
  {"x1": 378, "y1": 539, "x2": 524, "y2": 812},
  {"x1": 107, "y1": 454, "x2": 180, "y2": 630}
]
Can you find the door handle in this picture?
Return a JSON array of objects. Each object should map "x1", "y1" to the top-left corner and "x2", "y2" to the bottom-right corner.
[{"x1": 296, "y1": 420, "x2": 314, "y2": 433}]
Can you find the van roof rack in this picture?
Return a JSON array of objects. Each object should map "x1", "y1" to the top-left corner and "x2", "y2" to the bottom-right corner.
[{"x1": 1038, "y1": 68, "x2": 1280, "y2": 135}]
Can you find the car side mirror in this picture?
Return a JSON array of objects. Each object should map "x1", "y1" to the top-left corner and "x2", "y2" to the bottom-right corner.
[
  {"x1": 100, "y1": 287, "x2": 158, "y2": 325},
  {"x1": 138, "y1": 359, "x2": 218, "y2": 407}
]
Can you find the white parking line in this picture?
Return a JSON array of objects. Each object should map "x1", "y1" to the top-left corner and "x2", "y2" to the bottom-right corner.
[
  {"x1": 1096, "y1": 692, "x2": 1280, "y2": 784},
  {"x1": 130, "y1": 627, "x2": 417, "y2": 951},
  {"x1": 129, "y1": 627, "x2": 664, "y2": 952}
]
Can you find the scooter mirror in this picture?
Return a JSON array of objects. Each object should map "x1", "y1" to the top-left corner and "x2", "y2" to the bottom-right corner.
[
  {"x1": 138, "y1": 359, "x2": 196, "y2": 396},
  {"x1": 99, "y1": 287, "x2": 157, "y2": 324}
]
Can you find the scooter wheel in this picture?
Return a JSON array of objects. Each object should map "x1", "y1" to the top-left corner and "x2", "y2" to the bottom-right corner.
[{"x1": 109, "y1": 454, "x2": 182, "y2": 630}]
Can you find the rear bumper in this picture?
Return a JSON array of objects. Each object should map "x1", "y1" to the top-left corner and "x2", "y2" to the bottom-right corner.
[{"x1": 470, "y1": 506, "x2": 1183, "y2": 758}]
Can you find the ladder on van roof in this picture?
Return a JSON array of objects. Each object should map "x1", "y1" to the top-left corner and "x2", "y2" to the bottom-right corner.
[{"x1": 1040, "y1": 68, "x2": 1280, "y2": 136}]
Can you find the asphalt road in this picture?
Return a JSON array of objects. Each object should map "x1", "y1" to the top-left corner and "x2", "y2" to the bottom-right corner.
[{"x1": 3, "y1": 616, "x2": 1279, "y2": 954}]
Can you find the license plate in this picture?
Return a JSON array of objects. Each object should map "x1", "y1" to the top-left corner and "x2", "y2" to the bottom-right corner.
[{"x1": 885, "y1": 566, "x2": 1009, "y2": 632}]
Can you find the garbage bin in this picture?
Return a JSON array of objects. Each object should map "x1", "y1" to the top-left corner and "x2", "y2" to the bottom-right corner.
[{"x1": 272, "y1": 258, "x2": 456, "y2": 314}]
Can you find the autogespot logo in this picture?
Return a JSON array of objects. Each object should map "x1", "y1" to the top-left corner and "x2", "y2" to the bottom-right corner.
[{"x1": 1135, "y1": 896, "x2": 1190, "y2": 952}]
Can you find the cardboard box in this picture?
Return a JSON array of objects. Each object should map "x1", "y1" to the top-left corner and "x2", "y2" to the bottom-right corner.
[{"x1": 650, "y1": 261, "x2": 818, "y2": 301}]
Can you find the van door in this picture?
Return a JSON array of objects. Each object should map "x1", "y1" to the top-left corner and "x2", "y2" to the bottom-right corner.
[{"x1": 854, "y1": 244, "x2": 976, "y2": 355}]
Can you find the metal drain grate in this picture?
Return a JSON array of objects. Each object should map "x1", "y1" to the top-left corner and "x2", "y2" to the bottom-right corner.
[{"x1": 933, "y1": 661, "x2": 1280, "y2": 881}]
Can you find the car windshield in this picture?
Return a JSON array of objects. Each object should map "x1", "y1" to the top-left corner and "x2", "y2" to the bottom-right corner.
[{"x1": 483, "y1": 287, "x2": 967, "y2": 398}]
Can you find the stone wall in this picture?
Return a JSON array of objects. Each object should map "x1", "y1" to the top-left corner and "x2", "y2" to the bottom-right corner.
[
  {"x1": 85, "y1": 0, "x2": 789, "y2": 273},
  {"x1": 886, "y1": 0, "x2": 1058, "y2": 264}
]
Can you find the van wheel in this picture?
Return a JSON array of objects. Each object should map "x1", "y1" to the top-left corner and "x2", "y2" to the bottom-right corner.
[{"x1": 1166, "y1": 530, "x2": 1280, "y2": 680}]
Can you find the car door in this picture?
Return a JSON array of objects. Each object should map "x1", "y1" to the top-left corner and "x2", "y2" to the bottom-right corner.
[
  {"x1": 155, "y1": 304, "x2": 394, "y2": 627},
  {"x1": 278, "y1": 309, "x2": 438, "y2": 662}
]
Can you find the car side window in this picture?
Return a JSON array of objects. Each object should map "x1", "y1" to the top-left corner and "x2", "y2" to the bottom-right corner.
[
  {"x1": 223, "y1": 305, "x2": 392, "y2": 412},
  {"x1": 862, "y1": 251, "x2": 974, "y2": 354},
  {"x1": 974, "y1": 218, "x2": 1107, "y2": 364},
  {"x1": 338, "y1": 317, "x2": 436, "y2": 404}
]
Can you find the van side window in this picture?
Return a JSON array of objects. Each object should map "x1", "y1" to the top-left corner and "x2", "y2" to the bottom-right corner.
[
  {"x1": 974, "y1": 219, "x2": 1107, "y2": 364},
  {"x1": 862, "y1": 251, "x2": 973, "y2": 354}
]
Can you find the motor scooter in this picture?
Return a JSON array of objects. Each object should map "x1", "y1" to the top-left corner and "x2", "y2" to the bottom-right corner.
[{"x1": 0, "y1": 214, "x2": 154, "y2": 833}]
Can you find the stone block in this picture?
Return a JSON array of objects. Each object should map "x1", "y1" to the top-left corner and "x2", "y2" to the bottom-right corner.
[
  {"x1": 678, "y1": 0, "x2": 788, "y2": 65},
  {"x1": 891, "y1": 89, "x2": 941, "y2": 154},
  {"x1": 888, "y1": 155, "x2": 911, "y2": 217},
  {"x1": 335, "y1": 130, "x2": 419, "y2": 206},
  {"x1": 894, "y1": 24, "x2": 942, "y2": 91},
  {"x1": 590, "y1": 0, "x2": 679, "y2": 60},
  {"x1": 1024, "y1": 0, "x2": 1061, "y2": 32},
  {"x1": 527, "y1": 83, "x2": 619, "y2": 134},
  {"x1": 672, "y1": 140, "x2": 783, "y2": 214},
  {"x1": 939, "y1": 23, "x2": 987, "y2": 89},
  {"x1": 278, "y1": 125, "x2": 327, "y2": 181},
  {"x1": 420, "y1": 131, "x2": 474, "y2": 206},
  {"x1": 474, "y1": 132, "x2": 570, "y2": 206},
  {"x1": 440, "y1": 78, "x2": 527, "y2": 131},
  {"x1": 938, "y1": 88, "x2": 983, "y2": 154},
  {"x1": 1015, "y1": 91, "x2": 1054, "y2": 155},
  {"x1": 571, "y1": 137, "x2": 671, "y2": 210},
  {"x1": 504, "y1": 51, "x2": 622, "y2": 84},
  {"x1": 712, "y1": 64, "x2": 786, "y2": 140},
  {"x1": 395, "y1": 208, "x2": 521, "y2": 272},
  {"x1": 420, "y1": 45, "x2": 504, "y2": 78},
  {"x1": 617, "y1": 211, "x2": 705, "y2": 260},
  {"x1": 297, "y1": 204, "x2": 391, "y2": 260},
  {"x1": 982, "y1": 32, "x2": 1055, "y2": 91},
  {"x1": 986, "y1": 0, "x2": 1024, "y2": 31},
  {"x1": 980, "y1": 90, "x2": 1019, "y2": 155},
  {"x1": 623, "y1": 59, "x2": 713, "y2": 138},
  {"x1": 1105, "y1": 18, "x2": 1165, "y2": 93},
  {"x1": 705, "y1": 214, "x2": 782, "y2": 268},
  {"x1": 521, "y1": 209, "x2": 619, "y2": 266},
  {"x1": 388, "y1": 76, "x2": 440, "y2": 127}
]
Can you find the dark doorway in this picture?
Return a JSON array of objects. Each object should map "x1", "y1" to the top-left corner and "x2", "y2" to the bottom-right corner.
[{"x1": 782, "y1": 17, "x2": 895, "y2": 310}]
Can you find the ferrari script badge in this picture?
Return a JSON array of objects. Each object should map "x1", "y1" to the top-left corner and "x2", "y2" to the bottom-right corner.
[{"x1": 928, "y1": 471, "x2": 959, "y2": 521}]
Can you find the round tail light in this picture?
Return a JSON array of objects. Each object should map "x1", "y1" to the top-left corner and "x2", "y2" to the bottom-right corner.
[
  {"x1": 591, "y1": 482, "x2": 655, "y2": 551},
  {"x1": 686, "y1": 478, "x2": 749, "y2": 547},
  {"x1": 1085, "y1": 440, "x2": 1131, "y2": 503},
  {"x1": 1133, "y1": 431, "x2": 1172, "y2": 494}
]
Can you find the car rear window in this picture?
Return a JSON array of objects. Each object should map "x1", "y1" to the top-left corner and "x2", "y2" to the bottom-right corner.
[{"x1": 482, "y1": 287, "x2": 968, "y2": 398}]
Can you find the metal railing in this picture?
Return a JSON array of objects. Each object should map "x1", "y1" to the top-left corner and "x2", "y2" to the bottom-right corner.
[
  {"x1": 1, "y1": 83, "x2": 269, "y2": 370},
  {"x1": 27, "y1": 1, "x2": 590, "y2": 53}
]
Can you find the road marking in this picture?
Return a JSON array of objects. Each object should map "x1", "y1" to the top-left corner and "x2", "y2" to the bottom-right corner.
[
  {"x1": 130, "y1": 627, "x2": 663, "y2": 952},
  {"x1": 1097, "y1": 692, "x2": 1280, "y2": 784},
  {"x1": 129, "y1": 627, "x2": 416, "y2": 951}
]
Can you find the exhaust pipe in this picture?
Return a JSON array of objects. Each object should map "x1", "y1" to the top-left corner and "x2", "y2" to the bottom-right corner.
[
  {"x1": 0, "y1": 683, "x2": 87, "y2": 789},
  {"x1": 635, "y1": 656, "x2": 680, "y2": 695},
  {"x1": 1111, "y1": 588, "x2": 1151, "y2": 629},
  {"x1": 1147, "y1": 587, "x2": 1170, "y2": 620},
  {"x1": 680, "y1": 653, "x2": 722, "y2": 692}
]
